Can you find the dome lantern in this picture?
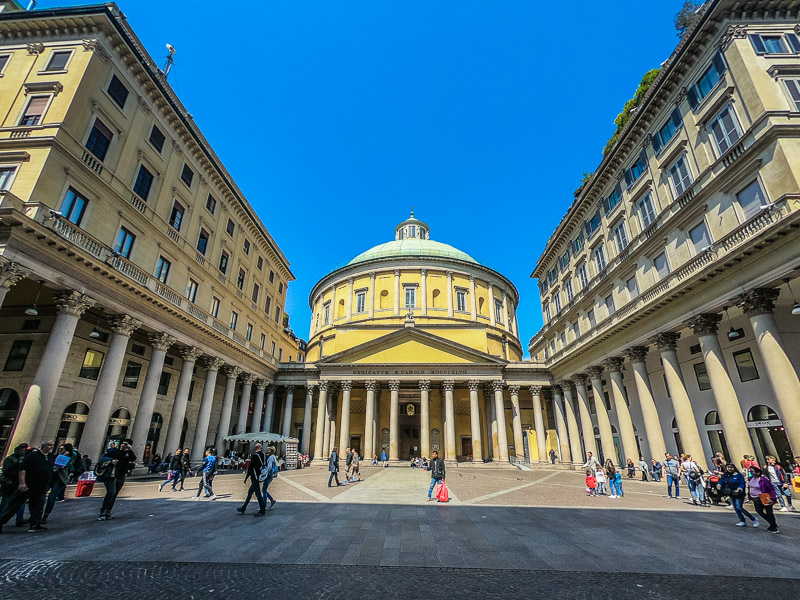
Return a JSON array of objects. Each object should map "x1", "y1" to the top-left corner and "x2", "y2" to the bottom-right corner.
[{"x1": 395, "y1": 210, "x2": 430, "y2": 241}]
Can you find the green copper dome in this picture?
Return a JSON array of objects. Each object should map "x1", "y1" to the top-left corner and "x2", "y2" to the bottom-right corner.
[{"x1": 347, "y1": 239, "x2": 479, "y2": 266}]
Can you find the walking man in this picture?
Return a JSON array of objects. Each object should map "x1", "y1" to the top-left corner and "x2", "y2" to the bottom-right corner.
[
  {"x1": 582, "y1": 452, "x2": 600, "y2": 471},
  {"x1": 0, "y1": 440, "x2": 54, "y2": 532},
  {"x1": 381, "y1": 449, "x2": 388, "y2": 467},
  {"x1": 159, "y1": 449, "x2": 183, "y2": 492},
  {"x1": 638, "y1": 456, "x2": 649, "y2": 482},
  {"x1": 345, "y1": 447, "x2": 353, "y2": 481},
  {"x1": 98, "y1": 439, "x2": 137, "y2": 521},
  {"x1": 262, "y1": 447, "x2": 278, "y2": 510},
  {"x1": 328, "y1": 447, "x2": 341, "y2": 487},
  {"x1": 427, "y1": 450, "x2": 446, "y2": 502},
  {"x1": 238, "y1": 443, "x2": 266, "y2": 515},
  {"x1": 0, "y1": 443, "x2": 29, "y2": 529},
  {"x1": 178, "y1": 448, "x2": 191, "y2": 491},
  {"x1": 549, "y1": 449, "x2": 557, "y2": 464},
  {"x1": 193, "y1": 448, "x2": 217, "y2": 500},
  {"x1": 664, "y1": 453, "x2": 681, "y2": 499}
]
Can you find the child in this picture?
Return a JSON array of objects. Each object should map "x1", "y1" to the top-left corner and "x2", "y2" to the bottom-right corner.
[
  {"x1": 612, "y1": 469, "x2": 624, "y2": 497},
  {"x1": 585, "y1": 470, "x2": 597, "y2": 496},
  {"x1": 595, "y1": 467, "x2": 607, "y2": 495}
]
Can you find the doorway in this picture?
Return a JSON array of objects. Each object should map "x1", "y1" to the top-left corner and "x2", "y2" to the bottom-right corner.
[{"x1": 461, "y1": 437, "x2": 473, "y2": 461}]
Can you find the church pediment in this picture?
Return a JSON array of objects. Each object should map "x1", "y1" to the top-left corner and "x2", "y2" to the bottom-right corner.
[{"x1": 317, "y1": 327, "x2": 506, "y2": 365}]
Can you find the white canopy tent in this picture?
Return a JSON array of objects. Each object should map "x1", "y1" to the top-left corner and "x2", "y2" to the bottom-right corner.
[{"x1": 224, "y1": 432, "x2": 299, "y2": 444}]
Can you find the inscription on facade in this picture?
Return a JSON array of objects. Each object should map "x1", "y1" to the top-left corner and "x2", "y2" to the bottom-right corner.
[{"x1": 350, "y1": 368, "x2": 470, "y2": 376}]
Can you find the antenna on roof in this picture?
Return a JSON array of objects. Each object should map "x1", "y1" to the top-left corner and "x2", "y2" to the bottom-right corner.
[{"x1": 164, "y1": 44, "x2": 176, "y2": 79}]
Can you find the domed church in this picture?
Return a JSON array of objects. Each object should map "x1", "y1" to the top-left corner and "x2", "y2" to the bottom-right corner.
[{"x1": 293, "y1": 214, "x2": 553, "y2": 465}]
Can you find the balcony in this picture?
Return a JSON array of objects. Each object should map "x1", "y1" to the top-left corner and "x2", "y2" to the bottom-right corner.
[{"x1": 81, "y1": 151, "x2": 103, "y2": 175}]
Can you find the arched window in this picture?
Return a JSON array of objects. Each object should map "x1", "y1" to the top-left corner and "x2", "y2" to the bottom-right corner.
[
  {"x1": 478, "y1": 297, "x2": 485, "y2": 315},
  {"x1": 747, "y1": 405, "x2": 779, "y2": 422},
  {"x1": 431, "y1": 289, "x2": 440, "y2": 307},
  {"x1": 145, "y1": 413, "x2": 164, "y2": 463},
  {"x1": 593, "y1": 427, "x2": 600, "y2": 435},
  {"x1": 337, "y1": 298, "x2": 345, "y2": 318},
  {"x1": 705, "y1": 411, "x2": 720, "y2": 425},
  {"x1": 106, "y1": 407, "x2": 132, "y2": 446},
  {"x1": 55, "y1": 401, "x2": 90, "y2": 448}
]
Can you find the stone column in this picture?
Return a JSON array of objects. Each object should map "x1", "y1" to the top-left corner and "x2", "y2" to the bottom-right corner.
[
  {"x1": 373, "y1": 386, "x2": 381, "y2": 454},
  {"x1": 313, "y1": 381, "x2": 329, "y2": 460},
  {"x1": 368, "y1": 271, "x2": 376, "y2": 319},
  {"x1": 420, "y1": 269, "x2": 428, "y2": 316},
  {"x1": 323, "y1": 384, "x2": 337, "y2": 458},
  {"x1": 624, "y1": 346, "x2": 665, "y2": 461},
  {"x1": 11, "y1": 291, "x2": 94, "y2": 451},
  {"x1": 511, "y1": 304, "x2": 519, "y2": 339},
  {"x1": 488, "y1": 283, "x2": 496, "y2": 327},
  {"x1": 364, "y1": 380, "x2": 377, "y2": 459},
  {"x1": 388, "y1": 379, "x2": 400, "y2": 461},
  {"x1": 262, "y1": 384, "x2": 275, "y2": 432},
  {"x1": 574, "y1": 374, "x2": 598, "y2": 460},
  {"x1": 446, "y1": 270, "x2": 454, "y2": 317},
  {"x1": 561, "y1": 381, "x2": 584, "y2": 464},
  {"x1": 129, "y1": 333, "x2": 176, "y2": 459},
  {"x1": 440, "y1": 385, "x2": 448, "y2": 455},
  {"x1": 80, "y1": 314, "x2": 141, "y2": 461},
  {"x1": 508, "y1": 385, "x2": 525, "y2": 460},
  {"x1": 485, "y1": 383, "x2": 498, "y2": 460},
  {"x1": 282, "y1": 385, "x2": 295, "y2": 438},
  {"x1": 330, "y1": 284, "x2": 337, "y2": 325},
  {"x1": 0, "y1": 258, "x2": 31, "y2": 308},
  {"x1": 301, "y1": 384, "x2": 314, "y2": 454},
  {"x1": 604, "y1": 357, "x2": 639, "y2": 466},
  {"x1": 337, "y1": 380, "x2": 352, "y2": 450},
  {"x1": 235, "y1": 374, "x2": 256, "y2": 434},
  {"x1": 466, "y1": 380, "x2": 483, "y2": 462},
  {"x1": 190, "y1": 357, "x2": 224, "y2": 463},
  {"x1": 588, "y1": 366, "x2": 616, "y2": 465},
  {"x1": 345, "y1": 277, "x2": 354, "y2": 323},
  {"x1": 250, "y1": 380, "x2": 267, "y2": 433},
  {"x1": 393, "y1": 269, "x2": 401, "y2": 316},
  {"x1": 687, "y1": 314, "x2": 755, "y2": 461},
  {"x1": 530, "y1": 385, "x2": 547, "y2": 463},
  {"x1": 215, "y1": 366, "x2": 242, "y2": 451},
  {"x1": 738, "y1": 288, "x2": 800, "y2": 453},
  {"x1": 420, "y1": 379, "x2": 431, "y2": 458},
  {"x1": 162, "y1": 346, "x2": 202, "y2": 457},
  {"x1": 651, "y1": 332, "x2": 705, "y2": 461},
  {"x1": 469, "y1": 275, "x2": 477, "y2": 321},
  {"x1": 551, "y1": 385, "x2": 571, "y2": 463},
  {"x1": 502, "y1": 290, "x2": 509, "y2": 331},
  {"x1": 443, "y1": 380, "x2": 457, "y2": 461},
  {"x1": 492, "y1": 380, "x2": 509, "y2": 461}
]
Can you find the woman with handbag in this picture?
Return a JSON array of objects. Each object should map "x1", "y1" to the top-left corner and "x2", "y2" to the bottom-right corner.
[
  {"x1": 717, "y1": 463, "x2": 756, "y2": 527},
  {"x1": 748, "y1": 466, "x2": 779, "y2": 534}
]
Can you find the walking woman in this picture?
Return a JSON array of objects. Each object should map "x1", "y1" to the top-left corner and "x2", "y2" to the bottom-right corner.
[
  {"x1": 328, "y1": 447, "x2": 342, "y2": 487},
  {"x1": 262, "y1": 447, "x2": 278, "y2": 510},
  {"x1": 159, "y1": 449, "x2": 183, "y2": 492},
  {"x1": 605, "y1": 459, "x2": 620, "y2": 498},
  {"x1": 749, "y1": 466, "x2": 780, "y2": 534},
  {"x1": 717, "y1": 463, "x2": 756, "y2": 527}
]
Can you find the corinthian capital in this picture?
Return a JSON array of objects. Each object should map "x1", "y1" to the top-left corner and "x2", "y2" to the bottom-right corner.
[
  {"x1": 54, "y1": 290, "x2": 95, "y2": 317},
  {"x1": 586, "y1": 366, "x2": 604, "y2": 380},
  {"x1": 603, "y1": 357, "x2": 624, "y2": 373},
  {"x1": 241, "y1": 373, "x2": 257, "y2": 385},
  {"x1": 364, "y1": 380, "x2": 378, "y2": 392},
  {"x1": 686, "y1": 313, "x2": 722, "y2": 337},
  {"x1": 530, "y1": 385, "x2": 543, "y2": 396},
  {"x1": 108, "y1": 315, "x2": 142, "y2": 337},
  {"x1": 148, "y1": 332, "x2": 176, "y2": 352},
  {"x1": 650, "y1": 332, "x2": 680, "y2": 351},
  {"x1": 737, "y1": 288, "x2": 780, "y2": 317},
  {"x1": 224, "y1": 366, "x2": 243, "y2": 379},
  {"x1": 418, "y1": 379, "x2": 431, "y2": 392},
  {"x1": 388, "y1": 379, "x2": 401, "y2": 391},
  {"x1": 204, "y1": 357, "x2": 225, "y2": 372},
  {"x1": 0, "y1": 258, "x2": 31, "y2": 290},
  {"x1": 573, "y1": 373, "x2": 589, "y2": 386},
  {"x1": 442, "y1": 380, "x2": 455, "y2": 392},
  {"x1": 340, "y1": 380, "x2": 352, "y2": 392},
  {"x1": 467, "y1": 379, "x2": 480, "y2": 392},
  {"x1": 508, "y1": 385, "x2": 520, "y2": 396},
  {"x1": 180, "y1": 346, "x2": 203, "y2": 362},
  {"x1": 490, "y1": 380, "x2": 505, "y2": 393},
  {"x1": 623, "y1": 346, "x2": 649, "y2": 363}
]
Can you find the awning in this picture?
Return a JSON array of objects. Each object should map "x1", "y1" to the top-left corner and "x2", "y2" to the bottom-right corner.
[{"x1": 224, "y1": 432, "x2": 299, "y2": 444}]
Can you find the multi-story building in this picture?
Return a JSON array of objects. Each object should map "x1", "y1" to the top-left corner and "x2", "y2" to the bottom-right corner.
[
  {"x1": 530, "y1": 0, "x2": 800, "y2": 469},
  {"x1": 0, "y1": 1, "x2": 300, "y2": 463}
]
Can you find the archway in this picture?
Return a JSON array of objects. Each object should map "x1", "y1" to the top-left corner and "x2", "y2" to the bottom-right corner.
[
  {"x1": 0, "y1": 388, "x2": 21, "y2": 456},
  {"x1": 55, "y1": 401, "x2": 90, "y2": 449},
  {"x1": 143, "y1": 412, "x2": 164, "y2": 464},
  {"x1": 670, "y1": 418, "x2": 684, "y2": 457},
  {"x1": 105, "y1": 407, "x2": 131, "y2": 449},
  {"x1": 704, "y1": 411, "x2": 730, "y2": 461},
  {"x1": 747, "y1": 404, "x2": 792, "y2": 466}
]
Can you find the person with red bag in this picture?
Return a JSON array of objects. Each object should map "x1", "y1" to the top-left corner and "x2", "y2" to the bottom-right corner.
[
  {"x1": 748, "y1": 465, "x2": 779, "y2": 534},
  {"x1": 426, "y1": 450, "x2": 446, "y2": 502}
]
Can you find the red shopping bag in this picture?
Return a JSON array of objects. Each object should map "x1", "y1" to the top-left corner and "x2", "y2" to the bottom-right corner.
[{"x1": 436, "y1": 481, "x2": 449, "y2": 502}]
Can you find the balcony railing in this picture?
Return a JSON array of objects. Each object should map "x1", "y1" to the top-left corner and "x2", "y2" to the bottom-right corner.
[
  {"x1": 51, "y1": 217, "x2": 105, "y2": 260},
  {"x1": 81, "y1": 151, "x2": 103, "y2": 175}
]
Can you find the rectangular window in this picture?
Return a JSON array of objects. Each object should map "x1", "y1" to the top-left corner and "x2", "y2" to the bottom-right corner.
[
  {"x1": 559, "y1": 249, "x2": 571, "y2": 271},
  {"x1": 626, "y1": 275, "x2": 638, "y2": 299},
  {"x1": 229, "y1": 310, "x2": 239, "y2": 330},
  {"x1": 154, "y1": 255, "x2": 171, "y2": 283},
  {"x1": 612, "y1": 220, "x2": 629, "y2": 252},
  {"x1": 651, "y1": 107, "x2": 683, "y2": 153},
  {"x1": 404, "y1": 286, "x2": 416, "y2": 308},
  {"x1": 44, "y1": 50, "x2": 71, "y2": 71},
  {"x1": 356, "y1": 291, "x2": 366, "y2": 313},
  {"x1": 278, "y1": 282, "x2": 284, "y2": 294},
  {"x1": 572, "y1": 231, "x2": 585, "y2": 254},
  {"x1": 495, "y1": 299, "x2": 503, "y2": 324},
  {"x1": 688, "y1": 221, "x2": 711, "y2": 253},
  {"x1": 245, "y1": 323, "x2": 253, "y2": 341},
  {"x1": 624, "y1": 149, "x2": 648, "y2": 187},
  {"x1": 544, "y1": 303, "x2": 551, "y2": 322},
  {"x1": 237, "y1": 268, "x2": 246, "y2": 290},
  {"x1": 251, "y1": 282, "x2": 260, "y2": 303},
  {"x1": 564, "y1": 279, "x2": 574, "y2": 302},
  {"x1": 602, "y1": 183, "x2": 622, "y2": 215},
  {"x1": 265, "y1": 295, "x2": 272, "y2": 314},
  {"x1": 687, "y1": 52, "x2": 727, "y2": 108},
  {"x1": 197, "y1": 228, "x2": 209, "y2": 255},
  {"x1": 708, "y1": 105, "x2": 741, "y2": 155},
  {"x1": 114, "y1": 226, "x2": 135, "y2": 258},
  {"x1": 653, "y1": 252, "x2": 670, "y2": 280},
  {"x1": 733, "y1": 349, "x2": 759, "y2": 382},
  {"x1": 605, "y1": 294, "x2": 615, "y2": 317},
  {"x1": 19, "y1": 95, "x2": 48, "y2": 126},
  {"x1": 456, "y1": 290, "x2": 466, "y2": 312},
  {"x1": 573, "y1": 321, "x2": 581, "y2": 338},
  {"x1": 218, "y1": 250, "x2": 229, "y2": 274},
  {"x1": 593, "y1": 244, "x2": 606, "y2": 272},
  {"x1": 256, "y1": 255, "x2": 263, "y2": 271},
  {"x1": 107, "y1": 74, "x2": 129, "y2": 109},
  {"x1": 323, "y1": 302, "x2": 330, "y2": 324},
  {"x1": 749, "y1": 33, "x2": 799, "y2": 55},
  {"x1": 169, "y1": 201, "x2": 185, "y2": 232},
  {"x1": 668, "y1": 155, "x2": 693, "y2": 197},
  {"x1": 271, "y1": 341, "x2": 276, "y2": 356},
  {"x1": 693, "y1": 363, "x2": 711, "y2": 391},
  {"x1": 243, "y1": 239, "x2": 250, "y2": 255},
  {"x1": 638, "y1": 193, "x2": 657, "y2": 229},
  {"x1": 210, "y1": 296, "x2": 220, "y2": 318},
  {"x1": 260, "y1": 333, "x2": 266, "y2": 350},
  {"x1": 85, "y1": 119, "x2": 113, "y2": 161},
  {"x1": 4, "y1": 340, "x2": 32, "y2": 371},
  {"x1": 0, "y1": 166, "x2": 15, "y2": 190},
  {"x1": 554, "y1": 291, "x2": 562, "y2": 313},
  {"x1": 577, "y1": 263, "x2": 589, "y2": 289},
  {"x1": 226, "y1": 218, "x2": 235, "y2": 237},
  {"x1": 61, "y1": 187, "x2": 88, "y2": 225},
  {"x1": 588, "y1": 395, "x2": 596, "y2": 414},
  {"x1": 132, "y1": 165, "x2": 154, "y2": 200},
  {"x1": 736, "y1": 180, "x2": 767, "y2": 221},
  {"x1": 148, "y1": 125, "x2": 165, "y2": 152},
  {"x1": 0, "y1": 54, "x2": 10, "y2": 74},
  {"x1": 121, "y1": 361, "x2": 142, "y2": 388},
  {"x1": 549, "y1": 268, "x2": 559, "y2": 285},
  {"x1": 269, "y1": 270, "x2": 275, "y2": 284},
  {"x1": 587, "y1": 308, "x2": 596, "y2": 328},
  {"x1": 784, "y1": 79, "x2": 800, "y2": 110},
  {"x1": 185, "y1": 278, "x2": 198, "y2": 303},
  {"x1": 157, "y1": 372, "x2": 171, "y2": 396},
  {"x1": 584, "y1": 210, "x2": 602, "y2": 237},
  {"x1": 78, "y1": 349, "x2": 104, "y2": 380},
  {"x1": 278, "y1": 348, "x2": 283, "y2": 361},
  {"x1": 180, "y1": 163, "x2": 194, "y2": 187}
]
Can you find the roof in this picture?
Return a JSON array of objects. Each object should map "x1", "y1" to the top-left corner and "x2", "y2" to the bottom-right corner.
[{"x1": 347, "y1": 239, "x2": 479, "y2": 266}]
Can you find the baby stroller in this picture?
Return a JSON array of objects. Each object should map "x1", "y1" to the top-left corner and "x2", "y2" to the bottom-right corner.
[{"x1": 705, "y1": 474, "x2": 727, "y2": 506}]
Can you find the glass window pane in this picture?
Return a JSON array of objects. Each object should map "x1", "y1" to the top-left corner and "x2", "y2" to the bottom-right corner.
[
  {"x1": 733, "y1": 349, "x2": 759, "y2": 382},
  {"x1": 736, "y1": 180, "x2": 765, "y2": 220}
]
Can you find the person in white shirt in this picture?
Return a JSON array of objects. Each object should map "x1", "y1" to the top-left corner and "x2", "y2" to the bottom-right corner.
[{"x1": 680, "y1": 454, "x2": 706, "y2": 505}]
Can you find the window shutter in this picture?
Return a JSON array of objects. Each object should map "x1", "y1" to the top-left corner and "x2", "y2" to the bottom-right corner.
[
  {"x1": 749, "y1": 34, "x2": 766, "y2": 54},
  {"x1": 670, "y1": 107, "x2": 683, "y2": 129},
  {"x1": 786, "y1": 33, "x2": 800, "y2": 53},
  {"x1": 711, "y1": 51, "x2": 727, "y2": 75},
  {"x1": 651, "y1": 133, "x2": 662, "y2": 154},
  {"x1": 93, "y1": 118, "x2": 113, "y2": 139},
  {"x1": 24, "y1": 96, "x2": 49, "y2": 117},
  {"x1": 686, "y1": 85, "x2": 700, "y2": 109}
]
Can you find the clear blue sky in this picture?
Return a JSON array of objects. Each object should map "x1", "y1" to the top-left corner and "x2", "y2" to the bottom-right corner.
[{"x1": 46, "y1": 1, "x2": 684, "y2": 353}]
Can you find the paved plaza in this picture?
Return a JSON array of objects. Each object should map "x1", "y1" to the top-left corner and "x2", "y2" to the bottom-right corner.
[{"x1": 2, "y1": 465, "x2": 799, "y2": 598}]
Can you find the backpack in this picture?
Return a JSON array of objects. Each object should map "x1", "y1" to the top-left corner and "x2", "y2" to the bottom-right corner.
[
  {"x1": 255, "y1": 453, "x2": 268, "y2": 482},
  {"x1": 688, "y1": 469, "x2": 703, "y2": 483},
  {"x1": 94, "y1": 457, "x2": 116, "y2": 482}
]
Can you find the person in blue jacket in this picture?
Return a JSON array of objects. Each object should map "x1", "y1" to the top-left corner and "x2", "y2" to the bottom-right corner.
[
  {"x1": 193, "y1": 448, "x2": 217, "y2": 500},
  {"x1": 717, "y1": 463, "x2": 756, "y2": 527}
]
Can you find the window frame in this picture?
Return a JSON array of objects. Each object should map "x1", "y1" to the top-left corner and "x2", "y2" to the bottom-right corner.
[
  {"x1": 732, "y1": 348, "x2": 759, "y2": 382},
  {"x1": 218, "y1": 250, "x2": 229, "y2": 274},
  {"x1": 154, "y1": 255, "x2": 171, "y2": 283},
  {"x1": 180, "y1": 163, "x2": 194, "y2": 188},
  {"x1": 42, "y1": 49, "x2": 72, "y2": 72},
  {"x1": 576, "y1": 263, "x2": 589, "y2": 289},
  {"x1": 667, "y1": 155, "x2": 693, "y2": 198},
  {"x1": 60, "y1": 187, "x2": 89, "y2": 226},
  {"x1": 693, "y1": 362, "x2": 711, "y2": 391},
  {"x1": 734, "y1": 179, "x2": 767, "y2": 222},
  {"x1": 18, "y1": 94, "x2": 51, "y2": 126},
  {"x1": 169, "y1": 200, "x2": 185, "y2": 232},
  {"x1": 592, "y1": 244, "x2": 607, "y2": 273},
  {"x1": 707, "y1": 104, "x2": 742, "y2": 156},
  {"x1": 612, "y1": 220, "x2": 629, "y2": 252},
  {"x1": 0, "y1": 53, "x2": 10, "y2": 76},
  {"x1": 84, "y1": 117, "x2": 114, "y2": 161},
  {"x1": 132, "y1": 164, "x2": 155, "y2": 201},
  {"x1": 652, "y1": 251, "x2": 671, "y2": 281},
  {"x1": 78, "y1": 348, "x2": 104, "y2": 380},
  {"x1": 651, "y1": 107, "x2": 683, "y2": 154},
  {"x1": 114, "y1": 225, "x2": 136, "y2": 259},
  {"x1": 210, "y1": 296, "x2": 221, "y2": 319},
  {"x1": 688, "y1": 220, "x2": 712, "y2": 254},
  {"x1": 783, "y1": 78, "x2": 800, "y2": 111},
  {"x1": 637, "y1": 192, "x2": 657, "y2": 229},
  {"x1": 229, "y1": 310, "x2": 239, "y2": 330},
  {"x1": 196, "y1": 228, "x2": 210, "y2": 255},
  {"x1": 148, "y1": 124, "x2": 166, "y2": 153},
  {"x1": 356, "y1": 291, "x2": 367, "y2": 314},
  {"x1": 121, "y1": 361, "x2": 142, "y2": 389},
  {"x1": 185, "y1": 278, "x2": 198, "y2": 303},
  {"x1": 456, "y1": 290, "x2": 467, "y2": 312},
  {"x1": 4, "y1": 339, "x2": 32, "y2": 371},
  {"x1": 106, "y1": 73, "x2": 130, "y2": 110}
]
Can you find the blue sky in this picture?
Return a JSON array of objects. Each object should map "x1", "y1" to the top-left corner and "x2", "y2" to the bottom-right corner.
[{"x1": 46, "y1": 0, "x2": 683, "y2": 352}]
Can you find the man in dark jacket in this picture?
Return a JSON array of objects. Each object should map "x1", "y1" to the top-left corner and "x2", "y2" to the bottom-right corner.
[
  {"x1": 237, "y1": 443, "x2": 267, "y2": 515},
  {"x1": 98, "y1": 439, "x2": 136, "y2": 521},
  {"x1": 0, "y1": 440, "x2": 54, "y2": 532},
  {"x1": 159, "y1": 448, "x2": 183, "y2": 492},
  {"x1": 328, "y1": 447, "x2": 341, "y2": 487},
  {"x1": 345, "y1": 447, "x2": 353, "y2": 481},
  {"x1": 427, "y1": 450, "x2": 446, "y2": 502},
  {"x1": 178, "y1": 448, "x2": 191, "y2": 491},
  {"x1": 0, "y1": 442, "x2": 29, "y2": 528}
]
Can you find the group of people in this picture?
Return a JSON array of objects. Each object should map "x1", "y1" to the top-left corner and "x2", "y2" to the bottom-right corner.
[
  {"x1": 327, "y1": 447, "x2": 362, "y2": 486},
  {"x1": 410, "y1": 456, "x2": 429, "y2": 470},
  {"x1": 583, "y1": 453, "x2": 625, "y2": 498}
]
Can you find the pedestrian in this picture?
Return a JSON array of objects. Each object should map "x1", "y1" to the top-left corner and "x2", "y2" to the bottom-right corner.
[
  {"x1": 193, "y1": 448, "x2": 217, "y2": 500},
  {"x1": 717, "y1": 463, "x2": 756, "y2": 527},
  {"x1": 97, "y1": 439, "x2": 136, "y2": 521},
  {"x1": 427, "y1": 450, "x2": 446, "y2": 502},
  {"x1": 594, "y1": 467, "x2": 607, "y2": 495},
  {"x1": 344, "y1": 447, "x2": 353, "y2": 481},
  {"x1": 328, "y1": 447, "x2": 342, "y2": 487},
  {"x1": 626, "y1": 458, "x2": 636, "y2": 479},
  {"x1": 159, "y1": 449, "x2": 183, "y2": 492},
  {"x1": 350, "y1": 450, "x2": 361, "y2": 482},
  {"x1": 82, "y1": 454, "x2": 92, "y2": 473},
  {"x1": 237, "y1": 443, "x2": 266, "y2": 515},
  {"x1": 613, "y1": 469, "x2": 624, "y2": 497},
  {"x1": 178, "y1": 448, "x2": 191, "y2": 491},
  {"x1": 381, "y1": 449, "x2": 388, "y2": 467},
  {"x1": 605, "y1": 459, "x2": 618, "y2": 498},
  {"x1": 765, "y1": 456, "x2": 795, "y2": 512},
  {"x1": 0, "y1": 440, "x2": 54, "y2": 533},
  {"x1": 43, "y1": 444, "x2": 73, "y2": 524},
  {"x1": 262, "y1": 447, "x2": 278, "y2": 510},
  {"x1": 663, "y1": 453, "x2": 681, "y2": 499},
  {"x1": 585, "y1": 470, "x2": 597, "y2": 496},
  {"x1": 0, "y1": 442, "x2": 30, "y2": 529},
  {"x1": 549, "y1": 449, "x2": 557, "y2": 464},
  {"x1": 372, "y1": 454, "x2": 378, "y2": 466},
  {"x1": 651, "y1": 458, "x2": 663, "y2": 482},
  {"x1": 749, "y1": 466, "x2": 779, "y2": 534},
  {"x1": 680, "y1": 454, "x2": 706, "y2": 505},
  {"x1": 638, "y1": 456, "x2": 649, "y2": 482},
  {"x1": 582, "y1": 452, "x2": 600, "y2": 471}
]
